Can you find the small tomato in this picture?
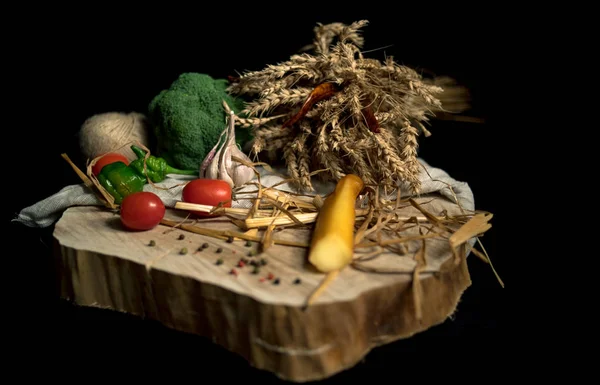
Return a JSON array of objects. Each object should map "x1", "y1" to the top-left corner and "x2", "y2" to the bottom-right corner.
[
  {"x1": 182, "y1": 179, "x2": 232, "y2": 217},
  {"x1": 92, "y1": 153, "x2": 130, "y2": 176},
  {"x1": 120, "y1": 192, "x2": 165, "y2": 231}
]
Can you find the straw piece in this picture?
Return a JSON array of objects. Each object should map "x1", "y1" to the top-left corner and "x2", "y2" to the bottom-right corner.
[
  {"x1": 412, "y1": 238, "x2": 427, "y2": 321},
  {"x1": 448, "y1": 212, "x2": 492, "y2": 264},
  {"x1": 303, "y1": 270, "x2": 340, "y2": 309},
  {"x1": 160, "y1": 218, "x2": 309, "y2": 248},
  {"x1": 174, "y1": 201, "x2": 252, "y2": 216}
]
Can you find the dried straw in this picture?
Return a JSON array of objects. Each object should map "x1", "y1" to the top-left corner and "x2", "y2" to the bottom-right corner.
[
  {"x1": 63, "y1": 151, "x2": 500, "y2": 316},
  {"x1": 227, "y1": 20, "x2": 471, "y2": 193}
]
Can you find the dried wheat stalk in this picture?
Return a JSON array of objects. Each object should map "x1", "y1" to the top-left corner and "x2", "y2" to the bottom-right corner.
[{"x1": 229, "y1": 20, "x2": 463, "y2": 194}]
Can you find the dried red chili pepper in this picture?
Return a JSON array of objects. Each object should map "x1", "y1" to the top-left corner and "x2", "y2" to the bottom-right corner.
[
  {"x1": 282, "y1": 82, "x2": 339, "y2": 128},
  {"x1": 361, "y1": 99, "x2": 380, "y2": 133}
]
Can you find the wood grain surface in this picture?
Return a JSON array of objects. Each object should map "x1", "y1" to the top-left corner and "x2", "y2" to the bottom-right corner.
[{"x1": 52, "y1": 194, "x2": 472, "y2": 382}]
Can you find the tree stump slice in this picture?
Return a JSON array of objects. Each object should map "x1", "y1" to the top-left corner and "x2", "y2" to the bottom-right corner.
[{"x1": 52, "y1": 195, "x2": 472, "y2": 382}]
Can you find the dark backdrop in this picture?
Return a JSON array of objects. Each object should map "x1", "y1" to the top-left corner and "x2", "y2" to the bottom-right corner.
[{"x1": 9, "y1": 7, "x2": 511, "y2": 383}]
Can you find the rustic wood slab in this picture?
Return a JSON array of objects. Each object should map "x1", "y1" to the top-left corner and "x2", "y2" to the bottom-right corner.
[{"x1": 52, "y1": 194, "x2": 472, "y2": 382}]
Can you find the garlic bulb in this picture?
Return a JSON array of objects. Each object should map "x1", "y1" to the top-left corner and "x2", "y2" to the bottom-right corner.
[{"x1": 200, "y1": 108, "x2": 255, "y2": 188}]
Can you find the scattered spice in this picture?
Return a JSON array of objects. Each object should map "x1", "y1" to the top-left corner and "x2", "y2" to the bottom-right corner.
[
  {"x1": 249, "y1": 260, "x2": 259, "y2": 267},
  {"x1": 226, "y1": 236, "x2": 234, "y2": 243},
  {"x1": 230, "y1": 268, "x2": 238, "y2": 277},
  {"x1": 259, "y1": 277, "x2": 266, "y2": 283},
  {"x1": 216, "y1": 247, "x2": 223, "y2": 253},
  {"x1": 247, "y1": 250, "x2": 257, "y2": 257},
  {"x1": 215, "y1": 258, "x2": 224, "y2": 265},
  {"x1": 267, "y1": 272, "x2": 274, "y2": 280},
  {"x1": 202, "y1": 243, "x2": 209, "y2": 249},
  {"x1": 238, "y1": 260, "x2": 246, "y2": 268},
  {"x1": 260, "y1": 258, "x2": 268, "y2": 266},
  {"x1": 245, "y1": 240, "x2": 252, "y2": 247},
  {"x1": 179, "y1": 247, "x2": 188, "y2": 255},
  {"x1": 178, "y1": 234, "x2": 185, "y2": 240},
  {"x1": 252, "y1": 266, "x2": 260, "y2": 275},
  {"x1": 196, "y1": 246, "x2": 204, "y2": 252},
  {"x1": 273, "y1": 278, "x2": 280, "y2": 285},
  {"x1": 293, "y1": 278, "x2": 302, "y2": 285},
  {"x1": 148, "y1": 240, "x2": 156, "y2": 247}
]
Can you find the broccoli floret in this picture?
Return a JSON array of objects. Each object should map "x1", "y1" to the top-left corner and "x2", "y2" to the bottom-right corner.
[{"x1": 148, "y1": 73, "x2": 248, "y2": 171}]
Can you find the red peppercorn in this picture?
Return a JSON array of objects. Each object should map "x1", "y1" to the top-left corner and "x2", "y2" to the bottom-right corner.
[
  {"x1": 238, "y1": 260, "x2": 246, "y2": 268},
  {"x1": 259, "y1": 278, "x2": 266, "y2": 283},
  {"x1": 230, "y1": 268, "x2": 238, "y2": 277},
  {"x1": 267, "y1": 273, "x2": 274, "y2": 280}
]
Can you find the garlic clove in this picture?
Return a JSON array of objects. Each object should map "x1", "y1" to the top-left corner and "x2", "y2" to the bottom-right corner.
[
  {"x1": 218, "y1": 145, "x2": 235, "y2": 188},
  {"x1": 229, "y1": 146, "x2": 255, "y2": 187},
  {"x1": 200, "y1": 128, "x2": 227, "y2": 178}
]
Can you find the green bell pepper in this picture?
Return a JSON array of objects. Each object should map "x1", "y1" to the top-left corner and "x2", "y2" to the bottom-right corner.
[{"x1": 97, "y1": 145, "x2": 197, "y2": 204}]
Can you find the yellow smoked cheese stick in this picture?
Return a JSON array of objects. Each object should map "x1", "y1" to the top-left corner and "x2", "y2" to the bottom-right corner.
[{"x1": 308, "y1": 174, "x2": 364, "y2": 273}]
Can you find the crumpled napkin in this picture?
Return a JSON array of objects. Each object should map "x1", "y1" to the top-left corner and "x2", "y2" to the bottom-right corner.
[{"x1": 12, "y1": 159, "x2": 474, "y2": 228}]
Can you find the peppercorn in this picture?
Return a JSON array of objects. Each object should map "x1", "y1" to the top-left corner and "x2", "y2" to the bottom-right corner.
[
  {"x1": 267, "y1": 273, "x2": 274, "y2": 280},
  {"x1": 230, "y1": 268, "x2": 238, "y2": 277},
  {"x1": 293, "y1": 278, "x2": 302, "y2": 285},
  {"x1": 226, "y1": 236, "x2": 234, "y2": 243},
  {"x1": 196, "y1": 246, "x2": 204, "y2": 252},
  {"x1": 238, "y1": 260, "x2": 246, "y2": 268},
  {"x1": 273, "y1": 278, "x2": 280, "y2": 285},
  {"x1": 248, "y1": 250, "x2": 257, "y2": 257},
  {"x1": 249, "y1": 260, "x2": 258, "y2": 267},
  {"x1": 252, "y1": 266, "x2": 260, "y2": 274},
  {"x1": 178, "y1": 234, "x2": 185, "y2": 240},
  {"x1": 245, "y1": 240, "x2": 252, "y2": 247},
  {"x1": 260, "y1": 258, "x2": 267, "y2": 266},
  {"x1": 148, "y1": 240, "x2": 156, "y2": 247},
  {"x1": 216, "y1": 247, "x2": 223, "y2": 253},
  {"x1": 215, "y1": 258, "x2": 224, "y2": 265},
  {"x1": 202, "y1": 243, "x2": 209, "y2": 249},
  {"x1": 180, "y1": 247, "x2": 188, "y2": 255}
]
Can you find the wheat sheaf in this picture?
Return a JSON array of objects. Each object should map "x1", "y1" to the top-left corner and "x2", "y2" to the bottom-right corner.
[{"x1": 228, "y1": 20, "x2": 467, "y2": 194}]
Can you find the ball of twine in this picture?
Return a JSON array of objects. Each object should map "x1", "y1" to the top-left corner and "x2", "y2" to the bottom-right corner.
[{"x1": 79, "y1": 111, "x2": 151, "y2": 162}]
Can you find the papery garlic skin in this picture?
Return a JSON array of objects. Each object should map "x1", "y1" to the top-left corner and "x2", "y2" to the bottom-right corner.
[{"x1": 198, "y1": 106, "x2": 255, "y2": 188}]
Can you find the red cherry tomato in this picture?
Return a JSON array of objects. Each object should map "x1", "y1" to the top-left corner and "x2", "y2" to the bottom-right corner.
[
  {"x1": 92, "y1": 153, "x2": 130, "y2": 176},
  {"x1": 182, "y1": 179, "x2": 232, "y2": 217},
  {"x1": 120, "y1": 192, "x2": 165, "y2": 231}
]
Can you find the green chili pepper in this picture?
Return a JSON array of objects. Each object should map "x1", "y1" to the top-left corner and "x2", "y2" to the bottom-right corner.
[
  {"x1": 129, "y1": 145, "x2": 197, "y2": 183},
  {"x1": 97, "y1": 146, "x2": 197, "y2": 204}
]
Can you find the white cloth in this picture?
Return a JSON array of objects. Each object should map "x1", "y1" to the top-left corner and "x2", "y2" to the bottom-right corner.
[{"x1": 12, "y1": 159, "x2": 474, "y2": 228}]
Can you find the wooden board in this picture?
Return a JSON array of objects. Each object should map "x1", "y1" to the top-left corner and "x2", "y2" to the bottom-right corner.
[{"x1": 52, "y1": 195, "x2": 472, "y2": 382}]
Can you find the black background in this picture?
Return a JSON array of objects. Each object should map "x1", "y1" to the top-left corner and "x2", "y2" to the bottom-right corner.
[{"x1": 8, "y1": 6, "x2": 513, "y2": 383}]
